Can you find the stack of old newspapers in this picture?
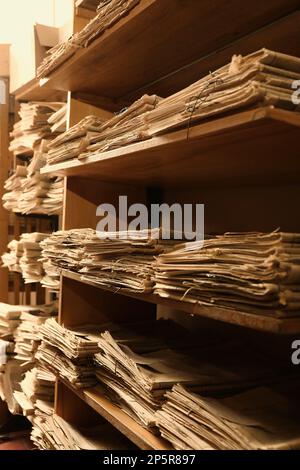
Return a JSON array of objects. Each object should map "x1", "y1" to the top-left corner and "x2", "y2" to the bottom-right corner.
[
  {"x1": 31, "y1": 414, "x2": 131, "y2": 450},
  {"x1": 154, "y1": 231, "x2": 300, "y2": 318},
  {"x1": 94, "y1": 319, "x2": 292, "y2": 431},
  {"x1": 37, "y1": 0, "x2": 141, "y2": 78},
  {"x1": 44, "y1": 94, "x2": 159, "y2": 167},
  {"x1": 156, "y1": 381, "x2": 300, "y2": 450},
  {"x1": 9, "y1": 102, "x2": 66, "y2": 157},
  {"x1": 2, "y1": 167, "x2": 63, "y2": 215},
  {"x1": 36, "y1": 318, "x2": 100, "y2": 388},
  {"x1": 40, "y1": 228, "x2": 174, "y2": 293}
]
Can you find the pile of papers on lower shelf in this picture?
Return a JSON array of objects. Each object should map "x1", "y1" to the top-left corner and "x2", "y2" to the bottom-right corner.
[
  {"x1": 94, "y1": 319, "x2": 293, "y2": 431},
  {"x1": 31, "y1": 414, "x2": 132, "y2": 450},
  {"x1": 0, "y1": 359, "x2": 31, "y2": 414},
  {"x1": 156, "y1": 382, "x2": 300, "y2": 450},
  {"x1": 9, "y1": 102, "x2": 66, "y2": 157},
  {"x1": 154, "y1": 231, "x2": 300, "y2": 317},
  {"x1": 37, "y1": 318, "x2": 101, "y2": 388},
  {"x1": 14, "y1": 366, "x2": 55, "y2": 418},
  {"x1": 0, "y1": 303, "x2": 57, "y2": 415},
  {"x1": 37, "y1": 0, "x2": 141, "y2": 78},
  {"x1": 2, "y1": 166, "x2": 64, "y2": 215},
  {"x1": 13, "y1": 303, "x2": 58, "y2": 363}
]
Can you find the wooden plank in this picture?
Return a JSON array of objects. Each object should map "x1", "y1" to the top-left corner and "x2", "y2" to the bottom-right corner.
[
  {"x1": 58, "y1": 378, "x2": 172, "y2": 450},
  {"x1": 43, "y1": 0, "x2": 300, "y2": 101},
  {"x1": 62, "y1": 270, "x2": 300, "y2": 335},
  {"x1": 41, "y1": 107, "x2": 300, "y2": 188},
  {"x1": 13, "y1": 78, "x2": 67, "y2": 103}
]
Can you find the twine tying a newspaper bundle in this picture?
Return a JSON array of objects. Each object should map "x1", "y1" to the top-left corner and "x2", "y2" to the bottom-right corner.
[{"x1": 185, "y1": 71, "x2": 224, "y2": 140}]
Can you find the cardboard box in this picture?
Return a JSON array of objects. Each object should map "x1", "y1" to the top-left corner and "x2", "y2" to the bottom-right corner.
[{"x1": 10, "y1": 24, "x2": 59, "y2": 94}]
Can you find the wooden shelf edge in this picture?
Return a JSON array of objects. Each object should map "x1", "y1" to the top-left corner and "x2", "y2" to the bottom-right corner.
[
  {"x1": 12, "y1": 78, "x2": 67, "y2": 103},
  {"x1": 40, "y1": 107, "x2": 300, "y2": 183},
  {"x1": 59, "y1": 378, "x2": 171, "y2": 450},
  {"x1": 61, "y1": 270, "x2": 300, "y2": 334}
]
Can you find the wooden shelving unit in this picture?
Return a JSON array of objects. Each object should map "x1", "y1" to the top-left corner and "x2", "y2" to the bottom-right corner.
[
  {"x1": 41, "y1": 107, "x2": 300, "y2": 187},
  {"x1": 42, "y1": 0, "x2": 300, "y2": 105},
  {"x1": 3, "y1": 0, "x2": 300, "y2": 450}
]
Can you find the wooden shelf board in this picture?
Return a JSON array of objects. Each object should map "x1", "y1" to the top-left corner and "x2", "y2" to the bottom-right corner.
[
  {"x1": 12, "y1": 78, "x2": 67, "y2": 103},
  {"x1": 41, "y1": 107, "x2": 300, "y2": 188},
  {"x1": 62, "y1": 270, "x2": 300, "y2": 335},
  {"x1": 60, "y1": 378, "x2": 171, "y2": 450},
  {"x1": 42, "y1": 0, "x2": 300, "y2": 103}
]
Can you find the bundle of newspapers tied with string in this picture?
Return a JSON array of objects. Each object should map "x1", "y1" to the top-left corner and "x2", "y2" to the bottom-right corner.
[
  {"x1": 9, "y1": 102, "x2": 67, "y2": 158},
  {"x1": 156, "y1": 381, "x2": 300, "y2": 450},
  {"x1": 44, "y1": 93, "x2": 160, "y2": 166},
  {"x1": 13, "y1": 303, "x2": 58, "y2": 420},
  {"x1": 37, "y1": 0, "x2": 141, "y2": 78},
  {"x1": 2, "y1": 232, "x2": 48, "y2": 284},
  {"x1": 2, "y1": 166, "x2": 63, "y2": 215},
  {"x1": 40, "y1": 228, "x2": 175, "y2": 293},
  {"x1": 0, "y1": 303, "x2": 57, "y2": 415},
  {"x1": 42, "y1": 49, "x2": 300, "y2": 169},
  {"x1": 36, "y1": 317, "x2": 101, "y2": 388},
  {"x1": 154, "y1": 231, "x2": 300, "y2": 318},
  {"x1": 94, "y1": 318, "x2": 297, "y2": 432}
]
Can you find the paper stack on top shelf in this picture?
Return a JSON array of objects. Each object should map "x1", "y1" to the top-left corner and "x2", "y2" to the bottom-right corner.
[
  {"x1": 156, "y1": 382, "x2": 300, "y2": 450},
  {"x1": 154, "y1": 231, "x2": 300, "y2": 318},
  {"x1": 37, "y1": 0, "x2": 141, "y2": 79},
  {"x1": 42, "y1": 49, "x2": 300, "y2": 168}
]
